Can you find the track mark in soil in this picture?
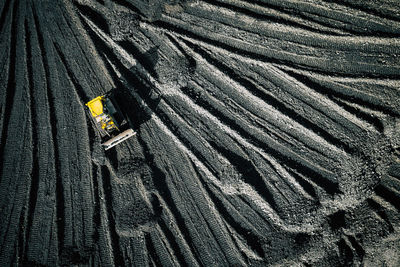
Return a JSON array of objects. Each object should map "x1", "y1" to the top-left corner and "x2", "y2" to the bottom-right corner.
[
  {"x1": 31, "y1": 3, "x2": 66, "y2": 257},
  {"x1": 0, "y1": 0, "x2": 12, "y2": 36},
  {"x1": 100, "y1": 165, "x2": 125, "y2": 266},
  {"x1": 24, "y1": 17, "x2": 39, "y2": 248},
  {"x1": 1, "y1": 0, "x2": 400, "y2": 266},
  {"x1": 0, "y1": 0, "x2": 19, "y2": 180}
]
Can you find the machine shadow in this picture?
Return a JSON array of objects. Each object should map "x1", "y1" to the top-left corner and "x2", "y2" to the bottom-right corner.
[{"x1": 113, "y1": 64, "x2": 162, "y2": 134}]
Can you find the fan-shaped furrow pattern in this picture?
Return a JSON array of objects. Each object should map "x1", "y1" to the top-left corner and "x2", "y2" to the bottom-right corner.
[
  {"x1": 160, "y1": 92, "x2": 321, "y2": 208},
  {"x1": 208, "y1": 0, "x2": 355, "y2": 35},
  {"x1": 156, "y1": 12, "x2": 400, "y2": 78},
  {"x1": 175, "y1": 38, "x2": 355, "y2": 156},
  {"x1": 140, "y1": 125, "x2": 245, "y2": 265},
  {"x1": 258, "y1": 0, "x2": 400, "y2": 36},
  {"x1": 279, "y1": 68, "x2": 400, "y2": 118},
  {"x1": 79, "y1": 11, "x2": 346, "y2": 226},
  {"x1": 166, "y1": 33, "x2": 391, "y2": 167},
  {"x1": 152, "y1": 42, "x2": 342, "y2": 197},
  {"x1": 1, "y1": 0, "x2": 400, "y2": 266}
]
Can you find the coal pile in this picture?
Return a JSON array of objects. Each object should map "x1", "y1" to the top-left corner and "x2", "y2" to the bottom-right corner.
[{"x1": 1, "y1": 0, "x2": 400, "y2": 266}]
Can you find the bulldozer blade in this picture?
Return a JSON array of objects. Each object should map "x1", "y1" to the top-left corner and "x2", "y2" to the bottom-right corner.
[{"x1": 102, "y1": 129, "x2": 136, "y2": 150}]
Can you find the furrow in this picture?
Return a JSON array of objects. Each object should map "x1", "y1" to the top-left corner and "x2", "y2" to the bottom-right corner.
[
  {"x1": 281, "y1": 69, "x2": 386, "y2": 133},
  {"x1": 154, "y1": 93, "x2": 300, "y2": 213},
  {"x1": 74, "y1": 1, "x2": 110, "y2": 35},
  {"x1": 331, "y1": 97, "x2": 384, "y2": 133},
  {"x1": 141, "y1": 86, "x2": 335, "y2": 230},
  {"x1": 17, "y1": 207, "x2": 27, "y2": 266},
  {"x1": 54, "y1": 7, "x2": 400, "y2": 267},
  {"x1": 171, "y1": 35, "x2": 394, "y2": 166},
  {"x1": 31, "y1": 3, "x2": 65, "y2": 257},
  {"x1": 284, "y1": 169, "x2": 318, "y2": 200},
  {"x1": 218, "y1": 0, "x2": 354, "y2": 35},
  {"x1": 52, "y1": 43, "x2": 89, "y2": 104},
  {"x1": 345, "y1": 235, "x2": 365, "y2": 259},
  {"x1": 0, "y1": 0, "x2": 11, "y2": 35},
  {"x1": 90, "y1": 164, "x2": 101, "y2": 253},
  {"x1": 151, "y1": 225, "x2": 180, "y2": 266},
  {"x1": 21, "y1": 4, "x2": 59, "y2": 266},
  {"x1": 164, "y1": 2, "x2": 400, "y2": 52},
  {"x1": 16, "y1": 12, "x2": 32, "y2": 267},
  {"x1": 258, "y1": 0, "x2": 400, "y2": 36},
  {"x1": 59, "y1": 4, "x2": 110, "y2": 96},
  {"x1": 0, "y1": 0, "x2": 32, "y2": 264},
  {"x1": 91, "y1": 163, "x2": 114, "y2": 266},
  {"x1": 157, "y1": 42, "x2": 340, "y2": 190},
  {"x1": 144, "y1": 232, "x2": 162, "y2": 266},
  {"x1": 154, "y1": 195, "x2": 197, "y2": 266},
  {"x1": 78, "y1": 15, "x2": 258, "y2": 232},
  {"x1": 366, "y1": 198, "x2": 395, "y2": 233},
  {"x1": 100, "y1": 165, "x2": 125, "y2": 266},
  {"x1": 179, "y1": 38, "x2": 353, "y2": 156},
  {"x1": 337, "y1": 238, "x2": 354, "y2": 265},
  {"x1": 323, "y1": 0, "x2": 400, "y2": 23},
  {"x1": 136, "y1": 132, "x2": 216, "y2": 266},
  {"x1": 278, "y1": 66, "x2": 400, "y2": 118},
  {"x1": 153, "y1": 17, "x2": 400, "y2": 78},
  {"x1": 180, "y1": 81, "x2": 329, "y2": 197},
  {"x1": 154, "y1": 193, "x2": 201, "y2": 267},
  {"x1": 150, "y1": 86, "x2": 333, "y2": 225},
  {"x1": 0, "y1": 8, "x2": 10, "y2": 203},
  {"x1": 0, "y1": 0, "x2": 19, "y2": 181},
  {"x1": 117, "y1": 40, "x2": 160, "y2": 80},
  {"x1": 153, "y1": 146, "x2": 245, "y2": 266},
  {"x1": 201, "y1": 177, "x2": 266, "y2": 258},
  {"x1": 23, "y1": 17, "x2": 39, "y2": 254},
  {"x1": 106, "y1": 60, "x2": 304, "y2": 237},
  {"x1": 107, "y1": 46, "x2": 338, "y2": 222},
  {"x1": 179, "y1": 35, "x2": 382, "y2": 143},
  {"x1": 289, "y1": 164, "x2": 338, "y2": 196},
  {"x1": 1, "y1": 1, "x2": 399, "y2": 266},
  {"x1": 210, "y1": 142, "x2": 280, "y2": 212},
  {"x1": 80, "y1": 13, "x2": 137, "y2": 68},
  {"x1": 197, "y1": 72, "x2": 342, "y2": 164},
  {"x1": 259, "y1": 152, "x2": 317, "y2": 202},
  {"x1": 374, "y1": 185, "x2": 400, "y2": 212},
  {"x1": 41, "y1": 3, "x2": 97, "y2": 258},
  {"x1": 124, "y1": 232, "x2": 148, "y2": 267},
  {"x1": 189, "y1": 0, "x2": 347, "y2": 36},
  {"x1": 159, "y1": 9, "x2": 400, "y2": 54}
]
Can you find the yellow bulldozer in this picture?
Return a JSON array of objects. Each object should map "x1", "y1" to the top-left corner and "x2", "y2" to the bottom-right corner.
[{"x1": 86, "y1": 90, "x2": 136, "y2": 150}]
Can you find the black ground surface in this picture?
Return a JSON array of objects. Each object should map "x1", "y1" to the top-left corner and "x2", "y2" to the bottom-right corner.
[{"x1": 1, "y1": 0, "x2": 400, "y2": 266}]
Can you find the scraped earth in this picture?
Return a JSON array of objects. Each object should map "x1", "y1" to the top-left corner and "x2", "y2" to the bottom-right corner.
[{"x1": 1, "y1": 0, "x2": 400, "y2": 266}]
